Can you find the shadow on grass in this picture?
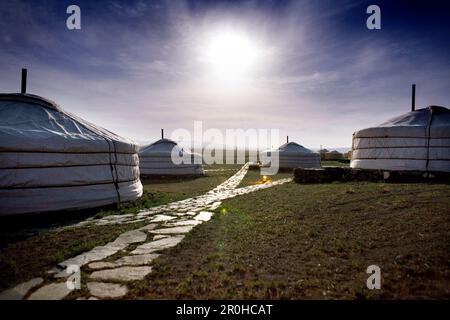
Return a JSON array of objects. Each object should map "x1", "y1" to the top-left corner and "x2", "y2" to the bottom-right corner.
[
  {"x1": 0, "y1": 203, "x2": 122, "y2": 248},
  {"x1": 140, "y1": 174, "x2": 206, "y2": 185},
  {"x1": 0, "y1": 172, "x2": 231, "y2": 247}
]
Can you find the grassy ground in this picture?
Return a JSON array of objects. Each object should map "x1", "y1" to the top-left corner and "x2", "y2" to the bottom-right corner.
[
  {"x1": 238, "y1": 169, "x2": 292, "y2": 187},
  {"x1": 128, "y1": 181, "x2": 450, "y2": 299},
  {"x1": 0, "y1": 221, "x2": 150, "y2": 293},
  {"x1": 238, "y1": 160, "x2": 348, "y2": 187},
  {"x1": 2, "y1": 164, "x2": 449, "y2": 299},
  {"x1": 239, "y1": 160, "x2": 348, "y2": 187},
  {"x1": 0, "y1": 165, "x2": 239, "y2": 292}
]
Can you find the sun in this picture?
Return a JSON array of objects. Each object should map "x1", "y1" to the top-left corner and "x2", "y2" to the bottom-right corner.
[{"x1": 203, "y1": 30, "x2": 260, "y2": 81}]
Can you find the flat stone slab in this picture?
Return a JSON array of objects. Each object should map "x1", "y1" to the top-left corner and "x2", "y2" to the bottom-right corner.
[
  {"x1": 58, "y1": 230, "x2": 147, "y2": 270},
  {"x1": 87, "y1": 282, "x2": 128, "y2": 298},
  {"x1": 113, "y1": 230, "x2": 147, "y2": 245},
  {"x1": 151, "y1": 226, "x2": 194, "y2": 234},
  {"x1": 153, "y1": 235, "x2": 169, "y2": 240},
  {"x1": 102, "y1": 214, "x2": 134, "y2": 221},
  {"x1": 0, "y1": 277, "x2": 43, "y2": 300},
  {"x1": 194, "y1": 211, "x2": 213, "y2": 222},
  {"x1": 90, "y1": 266, "x2": 153, "y2": 281},
  {"x1": 209, "y1": 201, "x2": 222, "y2": 210},
  {"x1": 124, "y1": 219, "x2": 146, "y2": 224},
  {"x1": 150, "y1": 215, "x2": 176, "y2": 222},
  {"x1": 58, "y1": 242, "x2": 128, "y2": 270},
  {"x1": 116, "y1": 253, "x2": 160, "y2": 266},
  {"x1": 172, "y1": 211, "x2": 191, "y2": 217},
  {"x1": 87, "y1": 261, "x2": 117, "y2": 270},
  {"x1": 138, "y1": 223, "x2": 157, "y2": 232},
  {"x1": 166, "y1": 220, "x2": 201, "y2": 227},
  {"x1": 88, "y1": 254, "x2": 160, "y2": 270},
  {"x1": 131, "y1": 236, "x2": 184, "y2": 255},
  {"x1": 28, "y1": 282, "x2": 73, "y2": 300},
  {"x1": 136, "y1": 209, "x2": 160, "y2": 217}
]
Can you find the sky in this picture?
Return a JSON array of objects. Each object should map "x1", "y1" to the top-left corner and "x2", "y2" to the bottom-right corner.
[{"x1": 0, "y1": 0, "x2": 449, "y2": 150}]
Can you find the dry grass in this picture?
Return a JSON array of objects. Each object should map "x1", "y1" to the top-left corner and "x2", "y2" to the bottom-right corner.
[{"x1": 128, "y1": 181, "x2": 450, "y2": 299}]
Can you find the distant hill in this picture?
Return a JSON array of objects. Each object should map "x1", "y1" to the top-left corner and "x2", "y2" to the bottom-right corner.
[{"x1": 312, "y1": 147, "x2": 351, "y2": 153}]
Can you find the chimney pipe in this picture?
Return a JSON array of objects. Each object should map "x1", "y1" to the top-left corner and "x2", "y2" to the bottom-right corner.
[
  {"x1": 411, "y1": 84, "x2": 416, "y2": 112},
  {"x1": 287, "y1": 136, "x2": 289, "y2": 143},
  {"x1": 161, "y1": 128, "x2": 164, "y2": 139},
  {"x1": 21, "y1": 68, "x2": 27, "y2": 94}
]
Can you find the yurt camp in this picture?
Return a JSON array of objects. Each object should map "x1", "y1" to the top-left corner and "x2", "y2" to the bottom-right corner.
[
  {"x1": 351, "y1": 105, "x2": 450, "y2": 172},
  {"x1": 0, "y1": 70, "x2": 143, "y2": 216},
  {"x1": 261, "y1": 138, "x2": 321, "y2": 170},
  {"x1": 139, "y1": 132, "x2": 204, "y2": 177}
]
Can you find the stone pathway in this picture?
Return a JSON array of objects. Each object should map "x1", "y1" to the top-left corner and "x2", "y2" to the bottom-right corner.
[{"x1": 0, "y1": 163, "x2": 292, "y2": 300}]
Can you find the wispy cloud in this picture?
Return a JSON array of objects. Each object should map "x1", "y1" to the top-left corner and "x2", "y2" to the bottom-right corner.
[{"x1": 0, "y1": 0, "x2": 449, "y2": 148}]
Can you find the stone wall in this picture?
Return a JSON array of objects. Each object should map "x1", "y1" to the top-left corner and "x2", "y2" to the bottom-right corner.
[{"x1": 293, "y1": 167, "x2": 450, "y2": 184}]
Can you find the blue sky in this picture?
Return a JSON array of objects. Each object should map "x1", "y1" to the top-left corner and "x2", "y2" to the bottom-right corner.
[{"x1": 1, "y1": 0, "x2": 449, "y2": 149}]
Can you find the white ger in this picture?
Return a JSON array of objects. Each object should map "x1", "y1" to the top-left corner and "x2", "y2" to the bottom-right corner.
[
  {"x1": 351, "y1": 105, "x2": 450, "y2": 172},
  {"x1": 139, "y1": 132, "x2": 204, "y2": 177},
  {"x1": 260, "y1": 138, "x2": 321, "y2": 170},
  {"x1": 0, "y1": 70, "x2": 143, "y2": 216}
]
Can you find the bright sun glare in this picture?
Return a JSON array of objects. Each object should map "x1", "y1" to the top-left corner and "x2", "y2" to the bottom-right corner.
[{"x1": 204, "y1": 30, "x2": 260, "y2": 81}]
